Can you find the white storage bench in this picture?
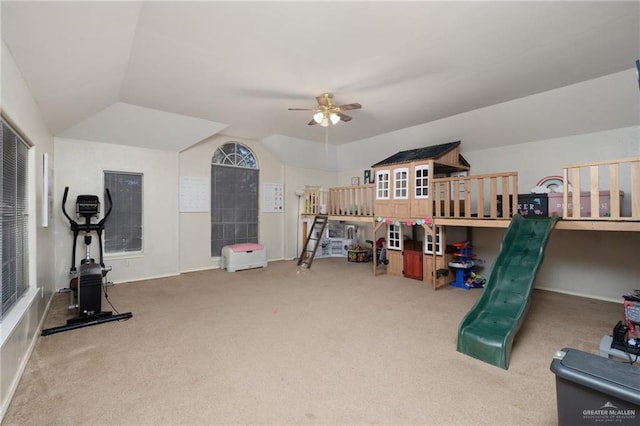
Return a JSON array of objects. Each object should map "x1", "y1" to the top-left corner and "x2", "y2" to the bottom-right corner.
[{"x1": 221, "y1": 243, "x2": 267, "y2": 272}]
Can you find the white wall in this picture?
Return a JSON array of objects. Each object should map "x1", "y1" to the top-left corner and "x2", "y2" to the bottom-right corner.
[
  {"x1": 54, "y1": 139, "x2": 180, "y2": 287},
  {"x1": 471, "y1": 226, "x2": 640, "y2": 303},
  {"x1": 262, "y1": 134, "x2": 339, "y2": 172},
  {"x1": 336, "y1": 69, "x2": 639, "y2": 172},
  {"x1": 178, "y1": 135, "x2": 286, "y2": 272},
  {"x1": 1, "y1": 42, "x2": 55, "y2": 420}
]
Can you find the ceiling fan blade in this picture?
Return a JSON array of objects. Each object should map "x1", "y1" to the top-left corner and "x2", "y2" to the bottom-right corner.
[
  {"x1": 316, "y1": 93, "x2": 332, "y2": 107},
  {"x1": 335, "y1": 102, "x2": 361, "y2": 111},
  {"x1": 291, "y1": 93, "x2": 359, "y2": 126},
  {"x1": 336, "y1": 112, "x2": 352, "y2": 122}
]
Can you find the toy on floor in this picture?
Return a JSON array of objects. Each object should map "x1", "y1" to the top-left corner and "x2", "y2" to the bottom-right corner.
[
  {"x1": 365, "y1": 238, "x2": 388, "y2": 265},
  {"x1": 466, "y1": 271, "x2": 486, "y2": 288},
  {"x1": 623, "y1": 290, "x2": 640, "y2": 339},
  {"x1": 449, "y1": 241, "x2": 484, "y2": 289}
]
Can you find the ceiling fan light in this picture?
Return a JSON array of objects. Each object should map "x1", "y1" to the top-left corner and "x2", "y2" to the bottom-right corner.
[
  {"x1": 313, "y1": 112, "x2": 324, "y2": 124},
  {"x1": 329, "y1": 113, "x2": 340, "y2": 125},
  {"x1": 320, "y1": 117, "x2": 330, "y2": 127}
]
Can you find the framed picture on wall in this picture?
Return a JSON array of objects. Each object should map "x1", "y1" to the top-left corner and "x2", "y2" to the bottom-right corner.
[
  {"x1": 351, "y1": 176, "x2": 360, "y2": 185},
  {"x1": 364, "y1": 169, "x2": 372, "y2": 184},
  {"x1": 42, "y1": 153, "x2": 54, "y2": 227}
]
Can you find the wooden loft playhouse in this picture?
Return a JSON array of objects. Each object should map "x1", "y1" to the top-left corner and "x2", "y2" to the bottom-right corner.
[
  {"x1": 297, "y1": 140, "x2": 639, "y2": 370},
  {"x1": 298, "y1": 141, "x2": 640, "y2": 289}
]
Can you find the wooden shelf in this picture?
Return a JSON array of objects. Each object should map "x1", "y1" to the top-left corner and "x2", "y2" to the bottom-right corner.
[
  {"x1": 303, "y1": 215, "x2": 640, "y2": 231},
  {"x1": 433, "y1": 218, "x2": 512, "y2": 228},
  {"x1": 554, "y1": 220, "x2": 640, "y2": 232},
  {"x1": 433, "y1": 217, "x2": 640, "y2": 232},
  {"x1": 303, "y1": 213, "x2": 640, "y2": 233},
  {"x1": 325, "y1": 215, "x2": 376, "y2": 223}
]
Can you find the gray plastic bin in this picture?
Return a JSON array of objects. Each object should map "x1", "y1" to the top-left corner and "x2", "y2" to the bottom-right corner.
[{"x1": 550, "y1": 347, "x2": 640, "y2": 425}]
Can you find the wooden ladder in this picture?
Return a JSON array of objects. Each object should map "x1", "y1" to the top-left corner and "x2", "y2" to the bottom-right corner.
[{"x1": 297, "y1": 215, "x2": 328, "y2": 269}]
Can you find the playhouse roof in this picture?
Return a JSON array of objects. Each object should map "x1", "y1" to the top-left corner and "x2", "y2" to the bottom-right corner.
[{"x1": 371, "y1": 141, "x2": 469, "y2": 167}]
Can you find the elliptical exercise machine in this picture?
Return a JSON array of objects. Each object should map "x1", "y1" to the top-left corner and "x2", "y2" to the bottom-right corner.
[{"x1": 41, "y1": 187, "x2": 132, "y2": 336}]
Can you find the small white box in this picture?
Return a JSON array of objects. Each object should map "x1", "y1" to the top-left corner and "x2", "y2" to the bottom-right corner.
[{"x1": 221, "y1": 243, "x2": 267, "y2": 272}]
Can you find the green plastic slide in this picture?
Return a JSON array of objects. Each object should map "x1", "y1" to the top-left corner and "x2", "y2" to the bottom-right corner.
[{"x1": 457, "y1": 214, "x2": 558, "y2": 369}]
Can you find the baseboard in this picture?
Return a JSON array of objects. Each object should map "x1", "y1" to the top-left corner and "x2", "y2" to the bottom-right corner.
[
  {"x1": 179, "y1": 266, "x2": 221, "y2": 274},
  {"x1": 180, "y1": 258, "x2": 285, "y2": 274},
  {"x1": 536, "y1": 286, "x2": 622, "y2": 304},
  {"x1": 112, "y1": 272, "x2": 181, "y2": 284}
]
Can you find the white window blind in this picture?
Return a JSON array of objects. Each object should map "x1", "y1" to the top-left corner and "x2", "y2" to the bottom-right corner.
[
  {"x1": 210, "y1": 142, "x2": 259, "y2": 257},
  {"x1": 1, "y1": 119, "x2": 29, "y2": 318},
  {"x1": 104, "y1": 172, "x2": 143, "y2": 254}
]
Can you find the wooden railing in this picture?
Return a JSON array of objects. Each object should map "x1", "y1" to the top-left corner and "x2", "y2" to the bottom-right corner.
[
  {"x1": 431, "y1": 172, "x2": 518, "y2": 219},
  {"x1": 299, "y1": 159, "x2": 640, "y2": 228},
  {"x1": 302, "y1": 185, "x2": 375, "y2": 216},
  {"x1": 303, "y1": 172, "x2": 518, "y2": 221},
  {"x1": 561, "y1": 157, "x2": 640, "y2": 220},
  {"x1": 302, "y1": 187, "x2": 325, "y2": 215},
  {"x1": 327, "y1": 185, "x2": 375, "y2": 216}
]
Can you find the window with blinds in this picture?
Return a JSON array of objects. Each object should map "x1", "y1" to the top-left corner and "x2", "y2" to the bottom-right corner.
[
  {"x1": 1, "y1": 119, "x2": 30, "y2": 318},
  {"x1": 210, "y1": 142, "x2": 259, "y2": 257},
  {"x1": 104, "y1": 172, "x2": 143, "y2": 254}
]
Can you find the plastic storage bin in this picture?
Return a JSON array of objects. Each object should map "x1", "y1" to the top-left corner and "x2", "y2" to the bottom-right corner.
[
  {"x1": 548, "y1": 191, "x2": 624, "y2": 217},
  {"x1": 347, "y1": 250, "x2": 367, "y2": 262},
  {"x1": 550, "y1": 347, "x2": 640, "y2": 425},
  {"x1": 497, "y1": 194, "x2": 548, "y2": 217}
]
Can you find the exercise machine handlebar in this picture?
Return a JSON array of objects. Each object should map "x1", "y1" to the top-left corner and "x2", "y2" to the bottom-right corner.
[{"x1": 62, "y1": 186, "x2": 113, "y2": 274}]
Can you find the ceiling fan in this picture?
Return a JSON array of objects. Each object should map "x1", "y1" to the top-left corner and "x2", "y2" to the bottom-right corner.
[{"x1": 288, "y1": 93, "x2": 361, "y2": 127}]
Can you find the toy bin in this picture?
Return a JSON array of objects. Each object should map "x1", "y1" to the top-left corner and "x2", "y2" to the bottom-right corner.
[
  {"x1": 347, "y1": 250, "x2": 368, "y2": 262},
  {"x1": 497, "y1": 194, "x2": 548, "y2": 217},
  {"x1": 624, "y1": 300, "x2": 640, "y2": 337},
  {"x1": 548, "y1": 191, "x2": 624, "y2": 218},
  {"x1": 550, "y1": 347, "x2": 640, "y2": 425},
  {"x1": 221, "y1": 243, "x2": 267, "y2": 272}
]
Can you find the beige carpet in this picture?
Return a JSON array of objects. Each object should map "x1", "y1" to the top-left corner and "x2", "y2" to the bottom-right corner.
[{"x1": 2, "y1": 258, "x2": 624, "y2": 425}]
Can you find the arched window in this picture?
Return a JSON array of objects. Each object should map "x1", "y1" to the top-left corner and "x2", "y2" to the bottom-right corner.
[{"x1": 210, "y1": 142, "x2": 259, "y2": 256}]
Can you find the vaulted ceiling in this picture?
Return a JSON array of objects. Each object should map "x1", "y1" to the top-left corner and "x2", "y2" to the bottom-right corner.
[{"x1": 2, "y1": 1, "x2": 639, "y2": 152}]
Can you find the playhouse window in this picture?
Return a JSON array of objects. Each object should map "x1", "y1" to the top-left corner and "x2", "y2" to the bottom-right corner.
[
  {"x1": 387, "y1": 224, "x2": 401, "y2": 250},
  {"x1": 376, "y1": 170, "x2": 390, "y2": 199},
  {"x1": 394, "y1": 167, "x2": 409, "y2": 199},
  {"x1": 415, "y1": 165, "x2": 429, "y2": 198},
  {"x1": 425, "y1": 225, "x2": 443, "y2": 255}
]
